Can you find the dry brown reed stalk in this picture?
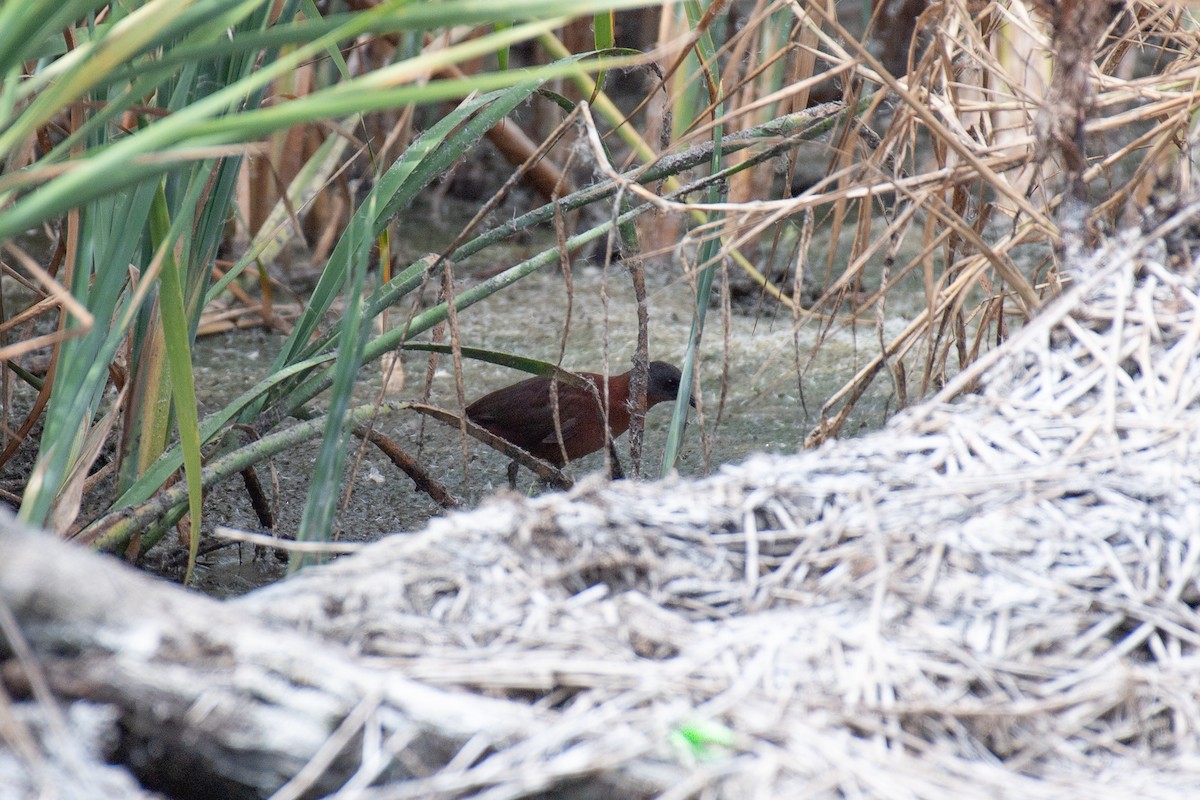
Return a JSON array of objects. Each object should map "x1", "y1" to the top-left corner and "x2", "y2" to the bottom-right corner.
[{"x1": 625, "y1": 0, "x2": 1200, "y2": 446}]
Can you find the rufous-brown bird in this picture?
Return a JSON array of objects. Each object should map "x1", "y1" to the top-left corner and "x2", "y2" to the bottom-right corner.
[{"x1": 466, "y1": 360, "x2": 693, "y2": 487}]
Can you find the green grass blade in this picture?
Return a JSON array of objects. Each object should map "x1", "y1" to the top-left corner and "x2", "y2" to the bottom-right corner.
[
  {"x1": 289, "y1": 202, "x2": 373, "y2": 573},
  {"x1": 0, "y1": 38, "x2": 645, "y2": 240},
  {"x1": 0, "y1": 0, "x2": 101, "y2": 76},
  {"x1": 591, "y1": 10, "x2": 614, "y2": 97},
  {"x1": 402, "y1": 343, "x2": 567, "y2": 378},
  {"x1": 662, "y1": 0, "x2": 728, "y2": 475},
  {"x1": 18, "y1": 183, "x2": 159, "y2": 526},
  {"x1": 152, "y1": 182, "x2": 205, "y2": 585}
]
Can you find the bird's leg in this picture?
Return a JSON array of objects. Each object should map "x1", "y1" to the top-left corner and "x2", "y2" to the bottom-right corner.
[
  {"x1": 606, "y1": 441, "x2": 626, "y2": 480},
  {"x1": 506, "y1": 460, "x2": 520, "y2": 490}
]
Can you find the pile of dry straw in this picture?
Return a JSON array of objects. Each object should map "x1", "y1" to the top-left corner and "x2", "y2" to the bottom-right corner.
[{"x1": 246, "y1": 204, "x2": 1200, "y2": 797}]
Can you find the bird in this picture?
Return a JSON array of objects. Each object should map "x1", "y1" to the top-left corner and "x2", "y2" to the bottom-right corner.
[{"x1": 465, "y1": 360, "x2": 693, "y2": 487}]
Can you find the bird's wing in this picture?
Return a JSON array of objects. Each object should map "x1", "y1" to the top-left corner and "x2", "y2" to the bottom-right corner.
[{"x1": 468, "y1": 384, "x2": 590, "y2": 447}]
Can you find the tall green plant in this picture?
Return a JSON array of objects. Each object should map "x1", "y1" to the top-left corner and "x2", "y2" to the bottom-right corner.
[{"x1": 1, "y1": 0, "x2": 660, "y2": 571}]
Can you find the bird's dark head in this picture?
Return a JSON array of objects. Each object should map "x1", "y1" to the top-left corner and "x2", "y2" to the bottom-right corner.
[{"x1": 645, "y1": 361, "x2": 696, "y2": 408}]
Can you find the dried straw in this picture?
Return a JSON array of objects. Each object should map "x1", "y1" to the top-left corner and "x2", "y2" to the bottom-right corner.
[{"x1": 241, "y1": 202, "x2": 1200, "y2": 797}]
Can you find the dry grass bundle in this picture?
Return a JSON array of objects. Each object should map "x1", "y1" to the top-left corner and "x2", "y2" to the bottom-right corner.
[
  {"x1": 682, "y1": 0, "x2": 1200, "y2": 439},
  {"x1": 238, "y1": 198, "x2": 1200, "y2": 797}
]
